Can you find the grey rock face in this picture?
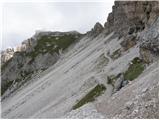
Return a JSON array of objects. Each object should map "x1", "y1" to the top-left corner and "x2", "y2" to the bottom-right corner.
[
  {"x1": 120, "y1": 34, "x2": 137, "y2": 51},
  {"x1": 92, "y1": 22, "x2": 104, "y2": 35},
  {"x1": 113, "y1": 74, "x2": 124, "y2": 92},
  {"x1": 87, "y1": 22, "x2": 104, "y2": 37},
  {"x1": 33, "y1": 52, "x2": 59, "y2": 70},
  {"x1": 104, "y1": 1, "x2": 159, "y2": 37},
  {"x1": 139, "y1": 18, "x2": 159, "y2": 63},
  {"x1": 122, "y1": 80, "x2": 129, "y2": 87},
  {"x1": 1, "y1": 48, "x2": 15, "y2": 65}
]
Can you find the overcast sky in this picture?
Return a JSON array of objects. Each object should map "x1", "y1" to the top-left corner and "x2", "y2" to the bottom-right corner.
[{"x1": 2, "y1": 1, "x2": 114, "y2": 50}]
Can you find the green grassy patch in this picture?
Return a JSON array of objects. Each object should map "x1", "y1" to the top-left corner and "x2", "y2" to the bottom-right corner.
[
  {"x1": 124, "y1": 57, "x2": 145, "y2": 81},
  {"x1": 27, "y1": 34, "x2": 79, "y2": 59},
  {"x1": 72, "y1": 84, "x2": 106, "y2": 110}
]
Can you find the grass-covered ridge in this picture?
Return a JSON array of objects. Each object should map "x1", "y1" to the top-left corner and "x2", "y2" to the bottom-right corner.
[
  {"x1": 27, "y1": 34, "x2": 80, "y2": 59},
  {"x1": 124, "y1": 57, "x2": 145, "y2": 81},
  {"x1": 72, "y1": 84, "x2": 106, "y2": 110}
]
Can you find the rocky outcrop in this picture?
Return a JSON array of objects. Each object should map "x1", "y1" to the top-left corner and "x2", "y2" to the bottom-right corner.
[
  {"x1": 1, "y1": 48, "x2": 15, "y2": 65},
  {"x1": 1, "y1": 37, "x2": 37, "y2": 66},
  {"x1": 104, "y1": 1, "x2": 159, "y2": 37},
  {"x1": 120, "y1": 34, "x2": 137, "y2": 51},
  {"x1": 87, "y1": 22, "x2": 104, "y2": 37},
  {"x1": 139, "y1": 17, "x2": 159, "y2": 63}
]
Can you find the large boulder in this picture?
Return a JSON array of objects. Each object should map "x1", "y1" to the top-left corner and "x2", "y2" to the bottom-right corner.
[{"x1": 113, "y1": 74, "x2": 124, "y2": 92}]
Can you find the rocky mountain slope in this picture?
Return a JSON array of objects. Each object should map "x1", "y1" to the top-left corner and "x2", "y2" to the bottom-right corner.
[
  {"x1": 1, "y1": 31, "x2": 82, "y2": 97},
  {"x1": 1, "y1": 1, "x2": 159, "y2": 119}
]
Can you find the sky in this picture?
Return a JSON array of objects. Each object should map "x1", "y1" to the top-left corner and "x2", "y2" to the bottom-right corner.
[{"x1": 2, "y1": 1, "x2": 114, "y2": 50}]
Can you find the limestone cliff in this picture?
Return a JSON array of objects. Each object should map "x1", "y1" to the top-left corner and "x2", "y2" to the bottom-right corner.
[
  {"x1": 104, "y1": 1, "x2": 158, "y2": 36},
  {"x1": 104, "y1": 1, "x2": 159, "y2": 63}
]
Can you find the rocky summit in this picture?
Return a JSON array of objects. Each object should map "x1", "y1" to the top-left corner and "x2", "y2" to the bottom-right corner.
[{"x1": 1, "y1": 1, "x2": 159, "y2": 119}]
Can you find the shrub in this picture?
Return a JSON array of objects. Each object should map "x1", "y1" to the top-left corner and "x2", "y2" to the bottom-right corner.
[
  {"x1": 72, "y1": 84, "x2": 106, "y2": 110},
  {"x1": 124, "y1": 57, "x2": 145, "y2": 81}
]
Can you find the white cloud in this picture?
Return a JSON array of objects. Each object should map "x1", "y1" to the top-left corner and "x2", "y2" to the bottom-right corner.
[{"x1": 2, "y1": 1, "x2": 114, "y2": 50}]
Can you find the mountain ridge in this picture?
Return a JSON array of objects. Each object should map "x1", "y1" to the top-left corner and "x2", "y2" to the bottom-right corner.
[{"x1": 1, "y1": 1, "x2": 159, "y2": 119}]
